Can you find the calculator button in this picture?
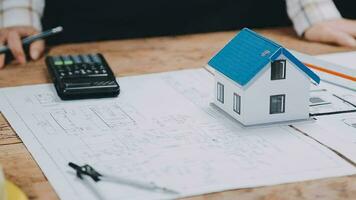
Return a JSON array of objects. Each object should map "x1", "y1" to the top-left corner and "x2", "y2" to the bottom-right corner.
[
  {"x1": 90, "y1": 65, "x2": 96, "y2": 70},
  {"x1": 80, "y1": 55, "x2": 92, "y2": 63},
  {"x1": 54, "y1": 61, "x2": 64, "y2": 66},
  {"x1": 71, "y1": 55, "x2": 82, "y2": 64},
  {"x1": 65, "y1": 60, "x2": 73, "y2": 65},
  {"x1": 57, "y1": 66, "x2": 64, "y2": 71},
  {"x1": 62, "y1": 55, "x2": 74, "y2": 65},
  {"x1": 80, "y1": 69, "x2": 86, "y2": 75},
  {"x1": 65, "y1": 82, "x2": 91, "y2": 88},
  {"x1": 52, "y1": 56, "x2": 64, "y2": 66},
  {"x1": 90, "y1": 54, "x2": 102, "y2": 63},
  {"x1": 101, "y1": 70, "x2": 107, "y2": 74},
  {"x1": 86, "y1": 69, "x2": 93, "y2": 74},
  {"x1": 87, "y1": 73, "x2": 108, "y2": 77},
  {"x1": 81, "y1": 63, "x2": 88, "y2": 69}
]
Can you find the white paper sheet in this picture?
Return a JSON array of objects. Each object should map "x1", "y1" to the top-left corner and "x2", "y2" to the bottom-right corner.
[
  {"x1": 298, "y1": 81, "x2": 356, "y2": 163},
  {"x1": 0, "y1": 69, "x2": 355, "y2": 200},
  {"x1": 317, "y1": 51, "x2": 356, "y2": 70},
  {"x1": 309, "y1": 82, "x2": 356, "y2": 115},
  {"x1": 294, "y1": 112, "x2": 356, "y2": 163}
]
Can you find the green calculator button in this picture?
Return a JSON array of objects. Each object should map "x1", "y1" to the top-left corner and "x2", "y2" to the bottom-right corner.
[
  {"x1": 64, "y1": 60, "x2": 73, "y2": 65},
  {"x1": 54, "y1": 61, "x2": 64, "y2": 66}
]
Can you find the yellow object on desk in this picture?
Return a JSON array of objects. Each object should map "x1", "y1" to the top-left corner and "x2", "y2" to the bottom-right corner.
[
  {"x1": 4, "y1": 180, "x2": 28, "y2": 200},
  {"x1": 0, "y1": 165, "x2": 4, "y2": 200},
  {"x1": 0, "y1": 165, "x2": 27, "y2": 200}
]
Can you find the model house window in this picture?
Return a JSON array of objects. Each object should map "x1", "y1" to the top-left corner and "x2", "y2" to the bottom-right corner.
[
  {"x1": 270, "y1": 94, "x2": 285, "y2": 114},
  {"x1": 217, "y1": 82, "x2": 224, "y2": 103},
  {"x1": 271, "y1": 60, "x2": 286, "y2": 80},
  {"x1": 233, "y1": 93, "x2": 241, "y2": 114}
]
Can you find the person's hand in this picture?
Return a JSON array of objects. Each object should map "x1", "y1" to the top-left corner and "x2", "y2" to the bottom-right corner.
[
  {"x1": 0, "y1": 26, "x2": 45, "y2": 69},
  {"x1": 304, "y1": 19, "x2": 356, "y2": 47}
]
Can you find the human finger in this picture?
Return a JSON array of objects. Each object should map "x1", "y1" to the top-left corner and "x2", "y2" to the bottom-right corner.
[
  {"x1": 30, "y1": 39, "x2": 45, "y2": 60},
  {"x1": 7, "y1": 30, "x2": 26, "y2": 64}
]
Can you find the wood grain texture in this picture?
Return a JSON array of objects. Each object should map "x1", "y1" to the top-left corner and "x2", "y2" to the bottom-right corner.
[
  {"x1": 0, "y1": 144, "x2": 58, "y2": 200},
  {"x1": 0, "y1": 113, "x2": 20, "y2": 145},
  {"x1": 0, "y1": 27, "x2": 355, "y2": 200}
]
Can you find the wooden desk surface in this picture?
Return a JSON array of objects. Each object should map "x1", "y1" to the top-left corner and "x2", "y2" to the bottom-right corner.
[{"x1": 0, "y1": 27, "x2": 355, "y2": 200}]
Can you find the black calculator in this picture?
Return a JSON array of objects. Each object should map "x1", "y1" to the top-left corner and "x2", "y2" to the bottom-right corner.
[{"x1": 46, "y1": 53, "x2": 120, "y2": 100}]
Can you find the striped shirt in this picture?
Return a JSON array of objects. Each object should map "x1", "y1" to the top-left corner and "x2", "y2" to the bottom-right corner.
[
  {"x1": 286, "y1": 0, "x2": 341, "y2": 35},
  {"x1": 0, "y1": 0, "x2": 342, "y2": 36}
]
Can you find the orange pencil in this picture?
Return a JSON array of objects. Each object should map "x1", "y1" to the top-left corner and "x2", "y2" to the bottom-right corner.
[{"x1": 304, "y1": 62, "x2": 356, "y2": 82}]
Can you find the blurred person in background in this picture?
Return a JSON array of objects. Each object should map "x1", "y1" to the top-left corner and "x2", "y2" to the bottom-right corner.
[{"x1": 0, "y1": 0, "x2": 355, "y2": 68}]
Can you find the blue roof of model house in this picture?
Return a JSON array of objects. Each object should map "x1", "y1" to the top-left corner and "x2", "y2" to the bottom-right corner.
[{"x1": 208, "y1": 28, "x2": 320, "y2": 86}]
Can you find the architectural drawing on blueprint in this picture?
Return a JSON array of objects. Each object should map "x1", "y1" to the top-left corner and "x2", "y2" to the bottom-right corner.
[{"x1": 0, "y1": 69, "x2": 355, "y2": 200}]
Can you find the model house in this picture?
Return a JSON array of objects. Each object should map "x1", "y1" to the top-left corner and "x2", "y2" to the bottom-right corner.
[{"x1": 208, "y1": 28, "x2": 320, "y2": 126}]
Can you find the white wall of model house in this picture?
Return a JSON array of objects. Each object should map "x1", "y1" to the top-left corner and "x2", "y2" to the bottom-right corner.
[{"x1": 211, "y1": 54, "x2": 311, "y2": 126}]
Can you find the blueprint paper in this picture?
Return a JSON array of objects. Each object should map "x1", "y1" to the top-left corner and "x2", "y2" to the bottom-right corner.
[
  {"x1": 0, "y1": 69, "x2": 355, "y2": 200},
  {"x1": 309, "y1": 89, "x2": 356, "y2": 115},
  {"x1": 295, "y1": 112, "x2": 356, "y2": 163},
  {"x1": 309, "y1": 81, "x2": 356, "y2": 114},
  {"x1": 297, "y1": 81, "x2": 356, "y2": 163}
]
